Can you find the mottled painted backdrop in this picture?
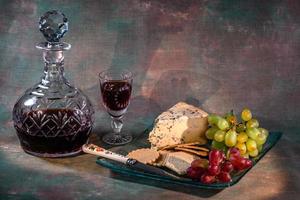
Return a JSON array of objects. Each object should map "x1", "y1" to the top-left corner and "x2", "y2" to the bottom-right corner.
[{"x1": 0, "y1": 0, "x2": 299, "y2": 199}]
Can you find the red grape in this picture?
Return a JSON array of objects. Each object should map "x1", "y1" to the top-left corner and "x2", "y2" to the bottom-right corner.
[
  {"x1": 200, "y1": 173, "x2": 216, "y2": 184},
  {"x1": 237, "y1": 158, "x2": 252, "y2": 170},
  {"x1": 230, "y1": 157, "x2": 252, "y2": 171},
  {"x1": 218, "y1": 172, "x2": 232, "y2": 183},
  {"x1": 237, "y1": 158, "x2": 247, "y2": 170},
  {"x1": 207, "y1": 164, "x2": 220, "y2": 176},
  {"x1": 191, "y1": 159, "x2": 209, "y2": 169},
  {"x1": 187, "y1": 167, "x2": 205, "y2": 179},
  {"x1": 209, "y1": 149, "x2": 223, "y2": 166},
  {"x1": 244, "y1": 159, "x2": 253, "y2": 169},
  {"x1": 219, "y1": 151, "x2": 226, "y2": 164},
  {"x1": 229, "y1": 156, "x2": 242, "y2": 170},
  {"x1": 221, "y1": 161, "x2": 234, "y2": 173},
  {"x1": 228, "y1": 147, "x2": 240, "y2": 158}
]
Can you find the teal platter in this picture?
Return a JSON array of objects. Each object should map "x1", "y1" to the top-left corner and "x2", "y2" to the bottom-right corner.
[{"x1": 96, "y1": 131, "x2": 282, "y2": 189}]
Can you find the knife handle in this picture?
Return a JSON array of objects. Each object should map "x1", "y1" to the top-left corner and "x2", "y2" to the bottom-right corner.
[{"x1": 82, "y1": 144, "x2": 128, "y2": 164}]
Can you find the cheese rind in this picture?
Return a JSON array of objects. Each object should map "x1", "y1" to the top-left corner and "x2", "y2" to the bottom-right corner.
[
  {"x1": 148, "y1": 102, "x2": 208, "y2": 149},
  {"x1": 164, "y1": 151, "x2": 200, "y2": 175}
]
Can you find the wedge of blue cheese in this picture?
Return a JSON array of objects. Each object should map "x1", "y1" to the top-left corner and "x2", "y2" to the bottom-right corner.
[{"x1": 149, "y1": 102, "x2": 208, "y2": 149}]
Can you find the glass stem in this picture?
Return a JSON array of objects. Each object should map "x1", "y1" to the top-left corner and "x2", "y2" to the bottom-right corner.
[{"x1": 111, "y1": 116, "x2": 123, "y2": 136}]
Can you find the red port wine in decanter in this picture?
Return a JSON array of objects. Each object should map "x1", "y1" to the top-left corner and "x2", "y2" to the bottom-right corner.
[{"x1": 12, "y1": 10, "x2": 94, "y2": 157}]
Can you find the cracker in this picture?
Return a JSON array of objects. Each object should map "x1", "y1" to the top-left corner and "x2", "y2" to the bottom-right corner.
[
  {"x1": 159, "y1": 142, "x2": 200, "y2": 151},
  {"x1": 177, "y1": 142, "x2": 203, "y2": 147},
  {"x1": 174, "y1": 147, "x2": 208, "y2": 157},
  {"x1": 176, "y1": 145, "x2": 209, "y2": 152},
  {"x1": 151, "y1": 150, "x2": 169, "y2": 167},
  {"x1": 127, "y1": 148, "x2": 160, "y2": 164},
  {"x1": 159, "y1": 140, "x2": 208, "y2": 151},
  {"x1": 159, "y1": 144, "x2": 180, "y2": 151}
]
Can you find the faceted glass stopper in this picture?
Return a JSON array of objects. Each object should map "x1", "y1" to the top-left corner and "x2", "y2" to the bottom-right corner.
[{"x1": 39, "y1": 10, "x2": 68, "y2": 43}]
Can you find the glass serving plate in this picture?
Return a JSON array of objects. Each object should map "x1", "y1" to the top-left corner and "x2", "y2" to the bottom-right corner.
[{"x1": 96, "y1": 130, "x2": 282, "y2": 189}]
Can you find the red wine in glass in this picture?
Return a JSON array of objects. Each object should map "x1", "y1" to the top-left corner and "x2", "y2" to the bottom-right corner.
[
  {"x1": 101, "y1": 80, "x2": 132, "y2": 117},
  {"x1": 99, "y1": 69, "x2": 133, "y2": 145}
]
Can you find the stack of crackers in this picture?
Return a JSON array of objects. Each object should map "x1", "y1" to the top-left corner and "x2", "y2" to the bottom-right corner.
[
  {"x1": 158, "y1": 142, "x2": 209, "y2": 157},
  {"x1": 127, "y1": 142, "x2": 209, "y2": 175}
]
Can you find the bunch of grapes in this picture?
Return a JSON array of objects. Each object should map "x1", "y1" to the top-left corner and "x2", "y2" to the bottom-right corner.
[
  {"x1": 187, "y1": 149, "x2": 252, "y2": 184},
  {"x1": 205, "y1": 108, "x2": 269, "y2": 158}
]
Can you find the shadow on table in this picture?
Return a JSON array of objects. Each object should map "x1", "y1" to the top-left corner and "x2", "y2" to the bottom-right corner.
[{"x1": 109, "y1": 172, "x2": 223, "y2": 198}]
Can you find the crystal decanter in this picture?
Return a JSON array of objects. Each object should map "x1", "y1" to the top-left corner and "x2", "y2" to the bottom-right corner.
[{"x1": 12, "y1": 10, "x2": 94, "y2": 157}]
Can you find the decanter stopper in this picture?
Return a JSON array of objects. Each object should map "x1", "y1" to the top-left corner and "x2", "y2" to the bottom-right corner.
[{"x1": 39, "y1": 10, "x2": 68, "y2": 43}]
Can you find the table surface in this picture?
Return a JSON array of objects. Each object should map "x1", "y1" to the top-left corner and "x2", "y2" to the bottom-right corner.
[{"x1": 1, "y1": 0, "x2": 300, "y2": 199}]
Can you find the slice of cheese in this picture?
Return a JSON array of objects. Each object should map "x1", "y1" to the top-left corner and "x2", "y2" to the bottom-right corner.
[
  {"x1": 148, "y1": 102, "x2": 208, "y2": 149},
  {"x1": 163, "y1": 151, "x2": 200, "y2": 175}
]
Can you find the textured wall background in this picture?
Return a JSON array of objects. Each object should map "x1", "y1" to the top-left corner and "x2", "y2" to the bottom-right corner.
[{"x1": 0, "y1": 0, "x2": 300, "y2": 199}]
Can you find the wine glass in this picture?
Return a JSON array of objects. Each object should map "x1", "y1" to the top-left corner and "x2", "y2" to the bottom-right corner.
[{"x1": 99, "y1": 69, "x2": 133, "y2": 145}]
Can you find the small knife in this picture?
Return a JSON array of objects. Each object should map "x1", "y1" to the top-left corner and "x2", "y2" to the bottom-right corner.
[{"x1": 82, "y1": 144, "x2": 180, "y2": 179}]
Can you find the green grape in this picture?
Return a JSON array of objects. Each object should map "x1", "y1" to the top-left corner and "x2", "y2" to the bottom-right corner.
[
  {"x1": 257, "y1": 144, "x2": 263, "y2": 152},
  {"x1": 259, "y1": 128, "x2": 269, "y2": 138},
  {"x1": 225, "y1": 114, "x2": 237, "y2": 125},
  {"x1": 216, "y1": 118, "x2": 230, "y2": 130},
  {"x1": 205, "y1": 126, "x2": 219, "y2": 140},
  {"x1": 241, "y1": 108, "x2": 252, "y2": 121},
  {"x1": 237, "y1": 132, "x2": 248, "y2": 143},
  {"x1": 249, "y1": 149, "x2": 259, "y2": 157},
  {"x1": 236, "y1": 123, "x2": 246, "y2": 133},
  {"x1": 211, "y1": 140, "x2": 227, "y2": 152},
  {"x1": 246, "y1": 127, "x2": 260, "y2": 140},
  {"x1": 214, "y1": 130, "x2": 226, "y2": 142},
  {"x1": 225, "y1": 129, "x2": 237, "y2": 147},
  {"x1": 235, "y1": 142, "x2": 247, "y2": 154},
  {"x1": 255, "y1": 132, "x2": 267, "y2": 145},
  {"x1": 246, "y1": 139, "x2": 257, "y2": 152},
  {"x1": 246, "y1": 118, "x2": 259, "y2": 128},
  {"x1": 241, "y1": 152, "x2": 249, "y2": 159},
  {"x1": 208, "y1": 114, "x2": 220, "y2": 125}
]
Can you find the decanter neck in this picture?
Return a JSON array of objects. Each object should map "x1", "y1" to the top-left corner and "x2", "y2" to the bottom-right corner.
[
  {"x1": 36, "y1": 42, "x2": 71, "y2": 86},
  {"x1": 42, "y1": 50, "x2": 66, "y2": 84}
]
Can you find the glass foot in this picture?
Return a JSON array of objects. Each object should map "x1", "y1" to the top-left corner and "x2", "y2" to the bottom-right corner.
[
  {"x1": 22, "y1": 147, "x2": 82, "y2": 158},
  {"x1": 102, "y1": 133, "x2": 132, "y2": 145}
]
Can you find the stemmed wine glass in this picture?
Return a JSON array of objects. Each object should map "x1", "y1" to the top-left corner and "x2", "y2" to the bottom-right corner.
[{"x1": 99, "y1": 69, "x2": 133, "y2": 145}]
